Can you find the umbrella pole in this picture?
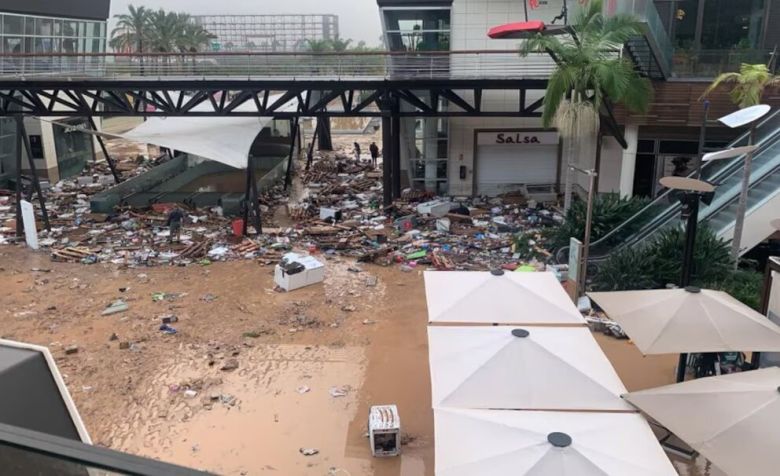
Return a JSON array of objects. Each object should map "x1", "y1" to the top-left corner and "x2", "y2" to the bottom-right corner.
[{"x1": 677, "y1": 192, "x2": 700, "y2": 382}]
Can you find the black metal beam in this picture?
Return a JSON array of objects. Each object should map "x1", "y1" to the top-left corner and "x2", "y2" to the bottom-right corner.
[
  {"x1": 17, "y1": 117, "x2": 50, "y2": 231},
  {"x1": 0, "y1": 79, "x2": 550, "y2": 119},
  {"x1": 87, "y1": 117, "x2": 122, "y2": 184}
]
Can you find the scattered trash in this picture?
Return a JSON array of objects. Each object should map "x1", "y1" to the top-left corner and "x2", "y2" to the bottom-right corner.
[
  {"x1": 220, "y1": 358, "x2": 239, "y2": 371},
  {"x1": 201, "y1": 293, "x2": 218, "y2": 302},
  {"x1": 297, "y1": 385, "x2": 311, "y2": 394},
  {"x1": 119, "y1": 341, "x2": 131, "y2": 350},
  {"x1": 299, "y1": 448, "x2": 319, "y2": 456},
  {"x1": 161, "y1": 314, "x2": 179, "y2": 324},
  {"x1": 329, "y1": 386, "x2": 349, "y2": 398},
  {"x1": 159, "y1": 324, "x2": 177, "y2": 335},
  {"x1": 64, "y1": 345, "x2": 79, "y2": 355},
  {"x1": 184, "y1": 389, "x2": 198, "y2": 398},
  {"x1": 101, "y1": 300, "x2": 128, "y2": 316}
]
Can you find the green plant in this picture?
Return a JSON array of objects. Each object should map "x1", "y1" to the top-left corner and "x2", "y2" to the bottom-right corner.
[
  {"x1": 706, "y1": 269, "x2": 764, "y2": 311},
  {"x1": 520, "y1": 0, "x2": 653, "y2": 211},
  {"x1": 646, "y1": 226, "x2": 733, "y2": 287},
  {"x1": 546, "y1": 193, "x2": 649, "y2": 251},
  {"x1": 589, "y1": 246, "x2": 657, "y2": 291},
  {"x1": 513, "y1": 232, "x2": 549, "y2": 261},
  {"x1": 591, "y1": 226, "x2": 733, "y2": 290}
]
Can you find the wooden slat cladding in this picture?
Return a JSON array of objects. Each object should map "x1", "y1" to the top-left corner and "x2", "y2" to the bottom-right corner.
[{"x1": 613, "y1": 81, "x2": 780, "y2": 127}]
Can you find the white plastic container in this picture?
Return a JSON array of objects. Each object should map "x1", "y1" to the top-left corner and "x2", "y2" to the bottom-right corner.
[
  {"x1": 274, "y1": 252, "x2": 325, "y2": 291},
  {"x1": 368, "y1": 405, "x2": 401, "y2": 457},
  {"x1": 416, "y1": 200, "x2": 451, "y2": 218}
]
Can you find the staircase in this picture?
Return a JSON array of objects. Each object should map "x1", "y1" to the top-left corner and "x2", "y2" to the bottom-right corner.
[
  {"x1": 606, "y1": 0, "x2": 673, "y2": 79},
  {"x1": 587, "y1": 108, "x2": 780, "y2": 260}
]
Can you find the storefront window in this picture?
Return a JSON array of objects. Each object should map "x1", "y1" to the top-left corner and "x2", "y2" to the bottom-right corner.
[
  {"x1": 3, "y1": 15, "x2": 23, "y2": 36},
  {"x1": 0, "y1": 118, "x2": 18, "y2": 175},
  {"x1": 410, "y1": 117, "x2": 448, "y2": 193},
  {"x1": 53, "y1": 120, "x2": 94, "y2": 179}
]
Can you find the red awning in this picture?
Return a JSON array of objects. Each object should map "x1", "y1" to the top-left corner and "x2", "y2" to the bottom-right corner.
[{"x1": 487, "y1": 21, "x2": 545, "y2": 39}]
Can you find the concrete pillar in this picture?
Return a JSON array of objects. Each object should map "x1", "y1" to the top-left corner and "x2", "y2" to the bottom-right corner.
[{"x1": 619, "y1": 125, "x2": 639, "y2": 198}]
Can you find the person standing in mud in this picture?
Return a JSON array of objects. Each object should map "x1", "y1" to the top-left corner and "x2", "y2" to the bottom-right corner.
[
  {"x1": 354, "y1": 142, "x2": 362, "y2": 161},
  {"x1": 369, "y1": 142, "x2": 379, "y2": 169},
  {"x1": 166, "y1": 207, "x2": 184, "y2": 244}
]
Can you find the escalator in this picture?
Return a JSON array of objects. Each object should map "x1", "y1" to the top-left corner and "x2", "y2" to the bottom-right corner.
[{"x1": 586, "y1": 108, "x2": 780, "y2": 261}]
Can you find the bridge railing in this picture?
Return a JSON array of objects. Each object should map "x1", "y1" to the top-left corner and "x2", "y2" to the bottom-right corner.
[{"x1": 0, "y1": 50, "x2": 555, "y2": 81}]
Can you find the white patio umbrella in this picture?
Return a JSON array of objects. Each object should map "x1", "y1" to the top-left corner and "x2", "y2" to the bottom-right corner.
[
  {"x1": 425, "y1": 270, "x2": 584, "y2": 325},
  {"x1": 624, "y1": 367, "x2": 780, "y2": 476},
  {"x1": 434, "y1": 407, "x2": 677, "y2": 476},
  {"x1": 428, "y1": 326, "x2": 632, "y2": 411},
  {"x1": 588, "y1": 287, "x2": 780, "y2": 354}
]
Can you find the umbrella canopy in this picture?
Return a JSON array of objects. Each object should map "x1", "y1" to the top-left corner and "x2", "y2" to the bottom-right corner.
[
  {"x1": 122, "y1": 92, "x2": 303, "y2": 169},
  {"x1": 425, "y1": 270, "x2": 584, "y2": 325},
  {"x1": 624, "y1": 367, "x2": 780, "y2": 476},
  {"x1": 428, "y1": 326, "x2": 632, "y2": 411},
  {"x1": 434, "y1": 408, "x2": 676, "y2": 476},
  {"x1": 588, "y1": 287, "x2": 780, "y2": 354}
]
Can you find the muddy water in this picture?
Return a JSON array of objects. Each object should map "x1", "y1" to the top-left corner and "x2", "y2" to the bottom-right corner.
[{"x1": 114, "y1": 344, "x2": 370, "y2": 475}]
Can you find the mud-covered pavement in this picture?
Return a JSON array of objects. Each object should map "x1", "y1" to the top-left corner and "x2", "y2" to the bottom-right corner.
[{"x1": 0, "y1": 245, "x2": 432, "y2": 475}]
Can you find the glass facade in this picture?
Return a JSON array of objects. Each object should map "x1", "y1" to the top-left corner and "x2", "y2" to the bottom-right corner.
[
  {"x1": 382, "y1": 7, "x2": 452, "y2": 193},
  {"x1": 0, "y1": 12, "x2": 106, "y2": 54},
  {"x1": 661, "y1": 0, "x2": 770, "y2": 76},
  {"x1": 0, "y1": 118, "x2": 18, "y2": 176},
  {"x1": 52, "y1": 119, "x2": 94, "y2": 179}
]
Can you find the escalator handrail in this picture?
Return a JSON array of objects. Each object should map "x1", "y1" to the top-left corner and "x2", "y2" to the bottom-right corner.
[{"x1": 583, "y1": 108, "x2": 780, "y2": 257}]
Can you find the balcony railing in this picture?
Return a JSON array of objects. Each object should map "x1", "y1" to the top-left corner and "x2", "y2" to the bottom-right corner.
[
  {"x1": 671, "y1": 48, "x2": 776, "y2": 78},
  {"x1": 0, "y1": 50, "x2": 556, "y2": 81}
]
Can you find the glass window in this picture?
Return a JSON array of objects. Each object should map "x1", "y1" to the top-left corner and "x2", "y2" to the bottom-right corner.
[
  {"x1": 701, "y1": 0, "x2": 765, "y2": 49},
  {"x1": 24, "y1": 17, "x2": 35, "y2": 35},
  {"x1": 53, "y1": 119, "x2": 94, "y2": 179},
  {"x1": 4, "y1": 15, "x2": 24, "y2": 35},
  {"x1": 4, "y1": 37, "x2": 23, "y2": 54},
  {"x1": 63, "y1": 21, "x2": 78, "y2": 37},
  {"x1": 53, "y1": 20, "x2": 62, "y2": 36},
  {"x1": 383, "y1": 9, "x2": 451, "y2": 52},
  {"x1": 36, "y1": 18, "x2": 54, "y2": 36}
]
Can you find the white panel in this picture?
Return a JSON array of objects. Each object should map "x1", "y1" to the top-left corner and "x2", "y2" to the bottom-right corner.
[{"x1": 477, "y1": 143, "x2": 558, "y2": 195}]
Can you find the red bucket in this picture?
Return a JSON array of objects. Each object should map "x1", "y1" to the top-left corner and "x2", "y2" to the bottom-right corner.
[{"x1": 232, "y1": 218, "x2": 245, "y2": 237}]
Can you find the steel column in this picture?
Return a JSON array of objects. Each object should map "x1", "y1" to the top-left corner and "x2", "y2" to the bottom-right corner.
[
  {"x1": 284, "y1": 117, "x2": 299, "y2": 190},
  {"x1": 391, "y1": 105, "x2": 401, "y2": 199},
  {"x1": 14, "y1": 117, "x2": 23, "y2": 237},
  {"x1": 17, "y1": 117, "x2": 50, "y2": 231},
  {"x1": 88, "y1": 116, "x2": 122, "y2": 184},
  {"x1": 381, "y1": 111, "x2": 393, "y2": 208}
]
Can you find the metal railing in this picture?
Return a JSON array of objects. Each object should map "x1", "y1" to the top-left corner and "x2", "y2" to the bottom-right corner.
[
  {"x1": 0, "y1": 50, "x2": 556, "y2": 81},
  {"x1": 584, "y1": 108, "x2": 780, "y2": 261},
  {"x1": 671, "y1": 49, "x2": 776, "y2": 78}
]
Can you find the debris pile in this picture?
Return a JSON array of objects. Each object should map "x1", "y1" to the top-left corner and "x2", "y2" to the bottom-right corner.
[{"x1": 2, "y1": 146, "x2": 567, "y2": 273}]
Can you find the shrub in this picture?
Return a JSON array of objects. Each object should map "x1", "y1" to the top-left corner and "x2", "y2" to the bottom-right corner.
[
  {"x1": 547, "y1": 193, "x2": 649, "y2": 251},
  {"x1": 592, "y1": 226, "x2": 733, "y2": 291},
  {"x1": 706, "y1": 269, "x2": 764, "y2": 311}
]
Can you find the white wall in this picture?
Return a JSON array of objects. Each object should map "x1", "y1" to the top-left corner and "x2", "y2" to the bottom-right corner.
[
  {"x1": 598, "y1": 136, "x2": 624, "y2": 193},
  {"x1": 448, "y1": 115, "x2": 549, "y2": 195}
]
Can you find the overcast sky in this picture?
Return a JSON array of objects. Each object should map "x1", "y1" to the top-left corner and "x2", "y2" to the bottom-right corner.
[{"x1": 108, "y1": 0, "x2": 384, "y2": 46}]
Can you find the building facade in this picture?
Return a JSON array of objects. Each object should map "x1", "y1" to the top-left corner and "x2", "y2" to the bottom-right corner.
[
  {"x1": 377, "y1": 0, "x2": 780, "y2": 199},
  {"x1": 192, "y1": 15, "x2": 340, "y2": 52},
  {"x1": 0, "y1": 0, "x2": 109, "y2": 183}
]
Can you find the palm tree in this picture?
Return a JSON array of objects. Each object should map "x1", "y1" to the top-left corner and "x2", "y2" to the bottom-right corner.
[
  {"x1": 330, "y1": 37, "x2": 353, "y2": 52},
  {"x1": 110, "y1": 5, "x2": 149, "y2": 53},
  {"x1": 520, "y1": 0, "x2": 652, "y2": 211},
  {"x1": 702, "y1": 63, "x2": 780, "y2": 265},
  {"x1": 305, "y1": 39, "x2": 333, "y2": 52}
]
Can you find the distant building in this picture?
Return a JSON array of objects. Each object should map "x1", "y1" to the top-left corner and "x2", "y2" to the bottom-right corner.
[
  {"x1": 0, "y1": 0, "x2": 110, "y2": 182},
  {"x1": 192, "y1": 14, "x2": 340, "y2": 52}
]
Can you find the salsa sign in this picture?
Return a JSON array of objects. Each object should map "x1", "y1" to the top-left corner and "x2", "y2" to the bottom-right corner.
[{"x1": 477, "y1": 131, "x2": 559, "y2": 146}]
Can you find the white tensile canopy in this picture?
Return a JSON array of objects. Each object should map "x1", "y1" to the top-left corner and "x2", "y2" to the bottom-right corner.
[
  {"x1": 424, "y1": 270, "x2": 584, "y2": 325},
  {"x1": 428, "y1": 326, "x2": 632, "y2": 411},
  {"x1": 121, "y1": 92, "x2": 303, "y2": 169},
  {"x1": 588, "y1": 287, "x2": 780, "y2": 354},
  {"x1": 434, "y1": 408, "x2": 677, "y2": 476},
  {"x1": 624, "y1": 367, "x2": 780, "y2": 476}
]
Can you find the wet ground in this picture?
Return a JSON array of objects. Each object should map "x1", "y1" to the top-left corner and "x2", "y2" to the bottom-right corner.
[{"x1": 1, "y1": 228, "x2": 719, "y2": 475}]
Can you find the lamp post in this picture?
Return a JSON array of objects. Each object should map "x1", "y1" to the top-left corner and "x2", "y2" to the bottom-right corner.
[
  {"x1": 659, "y1": 176, "x2": 716, "y2": 382},
  {"x1": 570, "y1": 165, "x2": 598, "y2": 296},
  {"x1": 715, "y1": 105, "x2": 771, "y2": 266}
]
